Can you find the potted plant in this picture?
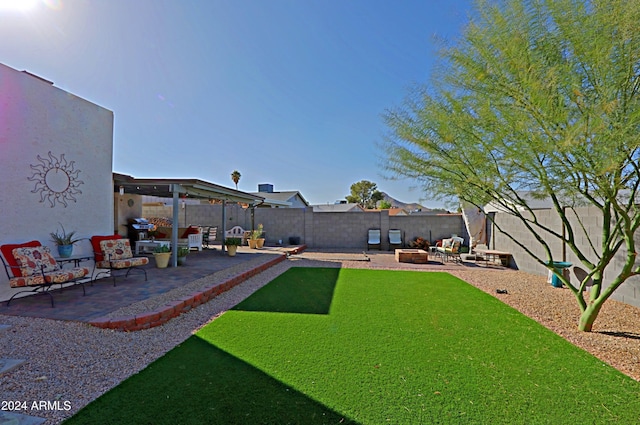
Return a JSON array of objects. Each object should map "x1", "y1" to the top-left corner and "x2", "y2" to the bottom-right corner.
[
  {"x1": 250, "y1": 224, "x2": 265, "y2": 249},
  {"x1": 153, "y1": 244, "x2": 171, "y2": 268},
  {"x1": 177, "y1": 246, "x2": 190, "y2": 266},
  {"x1": 224, "y1": 237, "x2": 241, "y2": 257},
  {"x1": 50, "y1": 224, "x2": 83, "y2": 258}
]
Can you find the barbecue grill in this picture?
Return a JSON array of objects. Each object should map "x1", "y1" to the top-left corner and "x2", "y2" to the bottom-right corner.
[{"x1": 127, "y1": 218, "x2": 155, "y2": 241}]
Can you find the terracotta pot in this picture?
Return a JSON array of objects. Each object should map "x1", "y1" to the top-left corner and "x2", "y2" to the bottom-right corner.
[
  {"x1": 256, "y1": 238, "x2": 265, "y2": 249},
  {"x1": 226, "y1": 245, "x2": 238, "y2": 256},
  {"x1": 248, "y1": 239, "x2": 258, "y2": 249},
  {"x1": 153, "y1": 252, "x2": 171, "y2": 268}
]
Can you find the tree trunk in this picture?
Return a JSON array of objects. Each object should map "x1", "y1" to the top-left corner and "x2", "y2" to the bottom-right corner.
[{"x1": 578, "y1": 300, "x2": 604, "y2": 332}]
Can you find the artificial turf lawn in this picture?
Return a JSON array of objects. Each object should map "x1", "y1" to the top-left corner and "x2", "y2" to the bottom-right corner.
[{"x1": 64, "y1": 267, "x2": 640, "y2": 424}]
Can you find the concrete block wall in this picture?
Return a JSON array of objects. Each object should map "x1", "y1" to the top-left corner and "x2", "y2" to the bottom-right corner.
[
  {"x1": 311, "y1": 211, "x2": 385, "y2": 249},
  {"x1": 254, "y1": 208, "x2": 306, "y2": 245},
  {"x1": 141, "y1": 204, "x2": 465, "y2": 250},
  {"x1": 391, "y1": 214, "x2": 466, "y2": 245},
  {"x1": 491, "y1": 205, "x2": 640, "y2": 309}
]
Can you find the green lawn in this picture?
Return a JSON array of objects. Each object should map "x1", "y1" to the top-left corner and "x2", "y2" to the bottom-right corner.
[{"x1": 64, "y1": 267, "x2": 640, "y2": 424}]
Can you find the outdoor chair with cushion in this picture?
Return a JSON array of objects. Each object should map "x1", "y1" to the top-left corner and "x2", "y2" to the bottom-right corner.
[
  {"x1": 388, "y1": 229, "x2": 403, "y2": 250},
  {"x1": 435, "y1": 236, "x2": 464, "y2": 263},
  {"x1": 367, "y1": 229, "x2": 382, "y2": 250},
  {"x1": 1, "y1": 241, "x2": 89, "y2": 307},
  {"x1": 201, "y1": 226, "x2": 218, "y2": 249},
  {"x1": 91, "y1": 236, "x2": 148, "y2": 286}
]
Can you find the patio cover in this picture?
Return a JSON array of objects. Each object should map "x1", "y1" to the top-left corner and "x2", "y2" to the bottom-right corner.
[{"x1": 113, "y1": 173, "x2": 265, "y2": 266}]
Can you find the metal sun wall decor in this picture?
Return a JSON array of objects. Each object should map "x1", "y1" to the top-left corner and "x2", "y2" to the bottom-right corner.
[{"x1": 28, "y1": 151, "x2": 84, "y2": 208}]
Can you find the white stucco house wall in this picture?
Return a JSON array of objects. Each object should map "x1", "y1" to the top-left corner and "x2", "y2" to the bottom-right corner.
[{"x1": 0, "y1": 63, "x2": 114, "y2": 300}]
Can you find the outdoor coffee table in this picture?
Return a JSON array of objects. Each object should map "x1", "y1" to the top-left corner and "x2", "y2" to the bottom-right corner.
[
  {"x1": 135, "y1": 240, "x2": 170, "y2": 255},
  {"x1": 395, "y1": 249, "x2": 429, "y2": 264},
  {"x1": 54, "y1": 254, "x2": 94, "y2": 268},
  {"x1": 473, "y1": 248, "x2": 512, "y2": 267}
]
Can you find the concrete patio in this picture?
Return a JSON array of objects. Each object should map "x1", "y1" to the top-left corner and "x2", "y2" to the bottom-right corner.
[{"x1": 0, "y1": 246, "x2": 506, "y2": 331}]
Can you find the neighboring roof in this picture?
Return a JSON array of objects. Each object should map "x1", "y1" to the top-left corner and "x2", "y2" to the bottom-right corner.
[
  {"x1": 113, "y1": 173, "x2": 264, "y2": 205},
  {"x1": 249, "y1": 190, "x2": 309, "y2": 207},
  {"x1": 312, "y1": 203, "x2": 365, "y2": 212},
  {"x1": 366, "y1": 207, "x2": 408, "y2": 216}
]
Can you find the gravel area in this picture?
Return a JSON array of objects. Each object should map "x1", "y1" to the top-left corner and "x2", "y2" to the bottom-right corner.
[{"x1": 1, "y1": 252, "x2": 639, "y2": 424}]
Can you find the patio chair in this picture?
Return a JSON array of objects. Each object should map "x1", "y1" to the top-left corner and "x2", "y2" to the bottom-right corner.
[
  {"x1": 91, "y1": 235, "x2": 149, "y2": 286},
  {"x1": 388, "y1": 229, "x2": 403, "y2": 250},
  {"x1": 201, "y1": 226, "x2": 218, "y2": 249},
  {"x1": 367, "y1": 229, "x2": 381, "y2": 250},
  {"x1": 435, "y1": 236, "x2": 464, "y2": 264},
  {"x1": 1, "y1": 241, "x2": 89, "y2": 307}
]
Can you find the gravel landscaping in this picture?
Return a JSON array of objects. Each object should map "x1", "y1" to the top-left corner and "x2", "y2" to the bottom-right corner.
[{"x1": 1, "y1": 252, "x2": 639, "y2": 424}]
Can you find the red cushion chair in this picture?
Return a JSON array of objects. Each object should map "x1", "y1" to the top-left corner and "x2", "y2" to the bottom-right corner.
[
  {"x1": 91, "y1": 236, "x2": 148, "y2": 286},
  {"x1": 90, "y1": 234, "x2": 122, "y2": 262},
  {"x1": 0, "y1": 240, "x2": 41, "y2": 277},
  {"x1": 1, "y1": 242, "x2": 88, "y2": 307}
]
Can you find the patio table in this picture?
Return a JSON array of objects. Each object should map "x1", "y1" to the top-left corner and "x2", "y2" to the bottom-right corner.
[{"x1": 135, "y1": 240, "x2": 170, "y2": 255}]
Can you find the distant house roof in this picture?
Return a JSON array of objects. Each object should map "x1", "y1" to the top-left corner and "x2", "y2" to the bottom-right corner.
[
  {"x1": 366, "y1": 207, "x2": 409, "y2": 216},
  {"x1": 312, "y1": 203, "x2": 365, "y2": 212},
  {"x1": 249, "y1": 190, "x2": 309, "y2": 208}
]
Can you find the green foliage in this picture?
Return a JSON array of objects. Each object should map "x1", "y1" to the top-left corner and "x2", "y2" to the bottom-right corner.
[
  {"x1": 250, "y1": 223, "x2": 264, "y2": 240},
  {"x1": 63, "y1": 268, "x2": 640, "y2": 424},
  {"x1": 49, "y1": 224, "x2": 82, "y2": 246},
  {"x1": 224, "y1": 237, "x2": 242, "y2": 246},
  {"x1": 177, "y1": 247, "x2": 190, "y2": 257},
  {"x1": 382, "y1": 0, "x2": 640, "y2": 331},
  {"x1": 379, "y1": 200, "x2": 392, "y2": 209},
  {"x1": 230, "y1": 170, "x2": 241, "y2": 189},
  {"x1": 345, "y1": 180, "x2": 384, "y2": 209},
  {"x1": 153, "y1": 245, "x2": 171, "y2": 253}
]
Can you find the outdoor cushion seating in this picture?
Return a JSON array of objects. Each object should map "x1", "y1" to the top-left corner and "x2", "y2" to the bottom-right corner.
[
  {"x1": 367, "y1": 229, "x2": 381, "y2": 250},
  {"x1": 91, "y1": 236, "x2": 148, "y2": 286},
  {"x1": 1, "y1": 241, "x2": 89, "y2": 307},
  {"x1": 436, "y1": 236, "x2": 464, "y2": 263},
  {"x1": 201, "y1": 226, "x2": 218, "y2": 249},
  {"x1": 388, "y1": 229, "x2": 403, "y2": 250}
]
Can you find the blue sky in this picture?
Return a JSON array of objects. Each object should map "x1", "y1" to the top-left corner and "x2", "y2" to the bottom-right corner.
[{"x1": 1, "y1": 0, "x2": 474, "y2": 207}]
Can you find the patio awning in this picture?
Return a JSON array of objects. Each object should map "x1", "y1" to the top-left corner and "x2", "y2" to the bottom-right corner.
[
  {"x1": 113, "y1": 173, "x2": 265, "y2": 266},
  {"x1": 113, "y1": 173, "x2": 265, "y2": 204}
]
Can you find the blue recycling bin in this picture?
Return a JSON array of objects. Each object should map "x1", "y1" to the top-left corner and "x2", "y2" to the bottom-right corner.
[{"x1": 546, "y1": 261, "x2": 572, "y2": 288}]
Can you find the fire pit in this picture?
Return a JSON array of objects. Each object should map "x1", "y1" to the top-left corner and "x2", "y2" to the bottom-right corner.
[{"x1": 395, "y1": 249, "x2": 429, "y2": 264}]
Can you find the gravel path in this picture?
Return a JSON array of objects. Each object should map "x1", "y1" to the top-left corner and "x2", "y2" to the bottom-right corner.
[{"x1": 1, "y1": 253, "x2": 639, "y2": 424}]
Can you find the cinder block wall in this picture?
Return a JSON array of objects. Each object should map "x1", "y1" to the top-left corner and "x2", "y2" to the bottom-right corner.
[
  {"x1": 390, "y1": 214, "x2": 466, "y2": 245},
  {"x1": 142, "y1": 205, "x2": 465, "y2": 250},
  {"x1": 491, "y1": 205, "x2": 640, "y2": 309}
]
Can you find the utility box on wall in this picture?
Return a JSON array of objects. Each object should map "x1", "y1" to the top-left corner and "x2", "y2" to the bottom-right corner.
[{"x1": 0, "y1": 63, "x2": 114, "y2": 292}]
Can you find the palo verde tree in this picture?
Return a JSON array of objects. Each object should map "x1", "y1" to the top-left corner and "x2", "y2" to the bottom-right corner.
[
  {"x1": 346, "y1": 180, "x2": 383, "y2": 209},
  {"x1": 383, "y1": 0, "x2": 640, "y2": 331}
]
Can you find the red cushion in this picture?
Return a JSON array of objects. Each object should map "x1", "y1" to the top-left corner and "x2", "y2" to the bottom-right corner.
[
  {"x1": 91, "y1": 235, "x2": 122, "y2": 262},
  {"x1": 1, "y1": 240, "x2": 42, "y2": 277},
  {"x1": 181, "y1": 226, "x2": 200, "y2": 238}
]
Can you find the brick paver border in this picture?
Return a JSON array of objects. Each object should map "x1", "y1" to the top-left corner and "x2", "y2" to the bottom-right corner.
[{"x1": 88, "y1": 249, "x2": 300, "y2": 331}]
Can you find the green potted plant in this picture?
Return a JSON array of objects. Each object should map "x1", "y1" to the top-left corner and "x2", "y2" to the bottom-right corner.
[
  {"x1": 177, "y1": 246, "x2": 190, "y2": 266},
  {"x1": 153, "y1": 244, "x2": 171, "y2": 268},
  {"x1": 224, "y1": 237, "x2": 241, "y2": 256},
  {"x1": 50, "y1": 224, "x2": 83, "y2": 258},
  {"x1": 250, "y1": 224, "x2": 265, "y2": 249}
]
